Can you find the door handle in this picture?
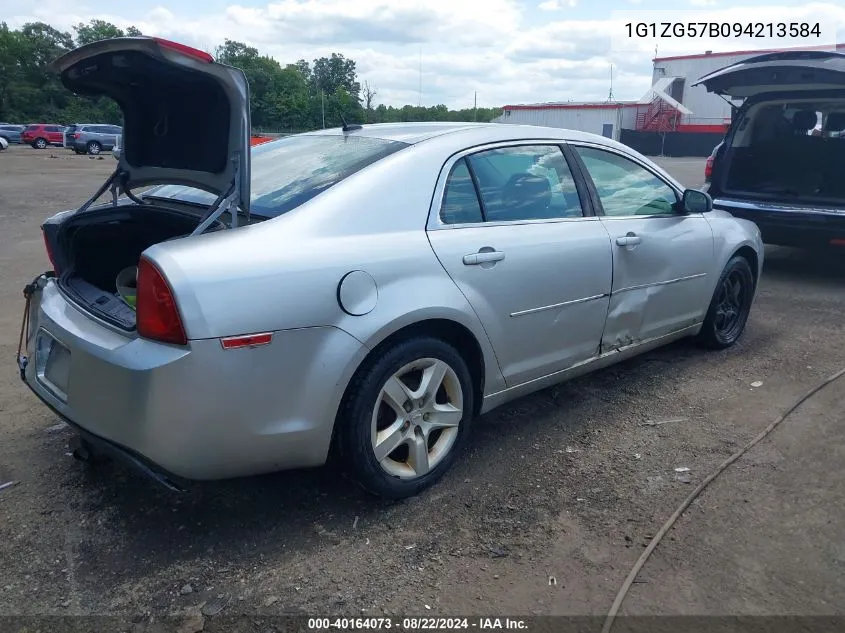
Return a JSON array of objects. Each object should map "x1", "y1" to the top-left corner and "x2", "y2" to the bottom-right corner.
[
  {"x1": 615, "y1": 234, "x2": 642, "y2": 248},
  {"x1": 463, "y1": 250, "x2": 505, "y2": 265}
]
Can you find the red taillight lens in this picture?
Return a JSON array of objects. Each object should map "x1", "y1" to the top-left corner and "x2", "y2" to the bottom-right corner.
[
  {"x1": 42, "y1": 229, "x2": 60, "y2": 274},
  {"x1": 136, "y1": 257, "x2": 187, "y2": 345},
  {"x1": 705, "y1": 156, "x2": 714, "y2": 180},
  {"x1": 72, "y1": 133, "x2": 80, "y2": 139}
]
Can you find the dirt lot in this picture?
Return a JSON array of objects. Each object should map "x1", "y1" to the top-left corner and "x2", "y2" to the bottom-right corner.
[{"x1": 1, "y1": 144, "x2": 844, "y2": 625}]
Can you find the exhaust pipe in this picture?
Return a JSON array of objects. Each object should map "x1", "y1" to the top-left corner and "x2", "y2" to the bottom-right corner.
[{"x1": 69, "y1": 435, "x2": 93, "y2": 462}]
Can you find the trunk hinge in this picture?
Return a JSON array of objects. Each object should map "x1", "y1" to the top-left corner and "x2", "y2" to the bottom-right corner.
[
  {"x1": 191, "y1": 156, "x2": 242, "y2": 235},
  {"x1": 77, "y1": 169, "x2": 122, "y2": 215}
]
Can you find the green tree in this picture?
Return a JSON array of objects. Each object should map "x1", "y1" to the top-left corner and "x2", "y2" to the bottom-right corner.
[
  {"x1": 74, "y1": 19, "x2": 125, "y2": 46},
  {"x1": 0, "y1": 21, "x2": 502, "y2": 130}
]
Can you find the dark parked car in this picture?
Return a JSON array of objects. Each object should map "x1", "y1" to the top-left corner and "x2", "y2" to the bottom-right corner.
[
  {"x1": 65, "y1": 124, "x2": 123, "y2": 155},
  {"x1": 0, "y1": 124, "x2": 25, "y2": 144},
  {"x1": 696, "y1": 51, "x2": 845, "y2": 249},
  {"x1": 21, "y1": 124, "x2": 66, "y2": 148}
]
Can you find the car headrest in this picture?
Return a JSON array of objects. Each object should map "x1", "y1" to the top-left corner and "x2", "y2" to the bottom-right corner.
[
  {"x1": 502, "y1": 174, "x2": 551, "y2": 206},
  {"x1": 792, "y1": 110, "x2": 818, "y2": 132},
  {"x1": 824, "y1": 112, "x2": 845, "y2": 133}
]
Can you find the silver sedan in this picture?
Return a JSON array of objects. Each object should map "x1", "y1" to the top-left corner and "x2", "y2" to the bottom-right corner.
[{"x1": 18, "y1": 38, "x2": 764, "y2": 499}]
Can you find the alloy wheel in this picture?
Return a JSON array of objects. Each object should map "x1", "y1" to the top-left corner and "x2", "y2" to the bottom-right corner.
[
  {"x1": 371, "y1": 358, "x2": 463, "y2": 480},
  {"x1": 714, "y1": 269, "x2": 749, "y2": 340}
]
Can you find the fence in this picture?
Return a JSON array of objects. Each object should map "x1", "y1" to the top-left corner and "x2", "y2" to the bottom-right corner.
[{"x1": 619, "y1": 129, "x2": 724, "y2": 157}]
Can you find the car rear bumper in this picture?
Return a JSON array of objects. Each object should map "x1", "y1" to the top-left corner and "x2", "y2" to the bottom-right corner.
[
  {"x1": 713, "y1": 197, "x2": 845, "y2": 248},
  {"x1": 20, "y1": 279, "x2": 368, "y2": 483}
]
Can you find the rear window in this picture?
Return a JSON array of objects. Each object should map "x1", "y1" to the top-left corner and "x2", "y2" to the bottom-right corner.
[{"x1": 149, "y1": 134, "x2": 409, "y2": 218}]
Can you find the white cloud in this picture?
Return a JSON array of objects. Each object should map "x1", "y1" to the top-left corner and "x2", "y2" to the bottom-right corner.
[
  {"x1": 5, "y1": 0, "x2": 845, "y2": 110},
  {"x1": 689, "y1": 0, "x2": 718, "y2": 5},
  {"x1": 538, "y1": 0, "x2": 577, "y2": 10}
]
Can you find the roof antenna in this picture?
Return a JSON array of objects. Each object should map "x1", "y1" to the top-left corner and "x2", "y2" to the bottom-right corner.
[{"x1": 340, "y1": 113, "x2": 362, "y2": 133}]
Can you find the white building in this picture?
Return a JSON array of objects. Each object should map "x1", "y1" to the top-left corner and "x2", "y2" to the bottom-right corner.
[{"x1": 494, "y1": 43, "x2": 845, "y2": 140}]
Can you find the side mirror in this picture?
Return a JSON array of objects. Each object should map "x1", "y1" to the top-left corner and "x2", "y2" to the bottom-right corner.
[{"x1": 682, "y1": 188, "x2": 712, "y2": 214}]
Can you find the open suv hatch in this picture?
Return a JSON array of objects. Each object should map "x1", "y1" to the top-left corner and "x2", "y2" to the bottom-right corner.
[{"x1": 695, "y1": 50, "x2": 845, "y2": 248}]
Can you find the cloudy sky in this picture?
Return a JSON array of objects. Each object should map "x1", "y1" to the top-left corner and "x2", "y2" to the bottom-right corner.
[{"x1": 4, "y1": 0, "x2": 844, "y2": 109}]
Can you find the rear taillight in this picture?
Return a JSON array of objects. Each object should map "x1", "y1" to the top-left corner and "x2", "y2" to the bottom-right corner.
[
  {"x1": 42, "y1": 229, "x2": 60, "y2": 274},
  {"x1": 705, "y1": 156, "x2": 714, "y2": 181},
  {"x1": 72, "y1": 133, "x2": 80, "y2": 139},
  {"x1": 136, "y1": 257, "x2": 187, "y2": 345}
]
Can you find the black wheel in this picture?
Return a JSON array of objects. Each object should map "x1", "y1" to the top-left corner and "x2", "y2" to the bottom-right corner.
[
  {"x1": 33, "y1": 138, "x2": 47, "y2": 149},
  {"x1": 86, "y1": 141, "x2": 102, "y2": 155},
  {"x1": 336, "y1": 336, "x2": 475, "y2": 500},
  {"x1": 696, "y1": 255, "x2": 755, "y2": 349}
]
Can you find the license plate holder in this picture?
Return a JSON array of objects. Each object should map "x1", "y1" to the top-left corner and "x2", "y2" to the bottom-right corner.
[{"x1": 35, "y1": 330, "x2": 70, "y2": 401}]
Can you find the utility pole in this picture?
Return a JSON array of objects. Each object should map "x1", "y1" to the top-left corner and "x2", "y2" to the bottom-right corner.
[
  {"x1": 418, "y1": 47, "x2": 422, "y2": 107},
  {"x1": 321, "y1": 90, "x2": 325, "y2": 129},
  {"x1": 474, "y1": 92, "x2": 477, "y2": 121},
  {"x1": 608, "y1": 64, "x2": 614, "y2": 101}
]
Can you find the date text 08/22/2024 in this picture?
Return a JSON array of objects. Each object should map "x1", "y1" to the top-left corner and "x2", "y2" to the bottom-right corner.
[{"x1": 307, "y1": 617, "x2": 528, "y2": 630}]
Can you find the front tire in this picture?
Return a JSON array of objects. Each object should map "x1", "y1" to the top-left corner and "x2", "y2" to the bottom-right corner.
[
  {"x1": 336, "y1": 337, "x2": 474, "y2": 500},
  {"x1": 696, "y1": 255, "x2": 755, "y2": 349},
  {"x1": 33, "y1": 138, "x2": 47, "y2": 149}
]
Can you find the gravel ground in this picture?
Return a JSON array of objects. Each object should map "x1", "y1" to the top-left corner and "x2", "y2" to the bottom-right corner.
[{"x1": 0, "y1": 143, "x2": 843, "y2": 627}]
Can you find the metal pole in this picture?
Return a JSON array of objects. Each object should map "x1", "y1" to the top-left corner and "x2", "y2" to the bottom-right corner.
[
  {"x1": 474, "y1": 92, "x2": 477, "y2": 121},
  {"x1": 321, "y1": 90, "x2": 325, "y2": 129}
]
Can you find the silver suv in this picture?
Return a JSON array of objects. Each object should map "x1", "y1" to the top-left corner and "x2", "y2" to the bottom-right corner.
[{"x1": 65, "y1": 124, "x2": 123, "y2": 155}]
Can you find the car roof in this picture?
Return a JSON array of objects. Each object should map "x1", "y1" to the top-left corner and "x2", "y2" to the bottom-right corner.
[
  {"x1": 302, "y1": 121, "x2": 625, "y2": 148},
  {"x1": 303, "y1": 122, "x2": 498, "y2": 144}
]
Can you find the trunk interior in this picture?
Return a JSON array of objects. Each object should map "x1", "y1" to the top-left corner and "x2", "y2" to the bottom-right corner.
[
  {"x1": 56, "y1": 205, "x2": 220, "y2": 330},
  {"x1": 716, "y1": 99, "x2": 845, "y2": 205}
]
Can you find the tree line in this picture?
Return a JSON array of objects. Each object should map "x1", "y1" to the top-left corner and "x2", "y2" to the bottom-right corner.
[{"x1": 0, "y1": 20, "x2": 502, "y2": 131}]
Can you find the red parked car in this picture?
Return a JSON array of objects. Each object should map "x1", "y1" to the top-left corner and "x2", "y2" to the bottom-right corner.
[{"x1": 21, "y1": 124, "x2": 66, "y2": 149}]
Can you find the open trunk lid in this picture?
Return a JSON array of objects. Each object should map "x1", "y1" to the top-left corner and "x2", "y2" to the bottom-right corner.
[
  {"x1": 692, "y1": 50, "x2": 845, "y2": 99},
  {"x1": 50, "y1": 37, "x2": 251, "y2": 221}
]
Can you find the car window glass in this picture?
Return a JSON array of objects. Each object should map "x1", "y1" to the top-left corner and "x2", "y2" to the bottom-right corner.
[
  {"x1": 45, "y1": 126, "x2": 60, "y2": 132},
  {"x1": 467, "y1": 145, "x2": 583, "y2": 222},
  {"x1": 440, "y1": 159, "x2": 484, "y2": 225},
  {"x1": 575, "y1": 146, "x2": 677, "y2": 217},
  {"x1": 150, "y1": 135, "x2": 409, "y2": 218}
]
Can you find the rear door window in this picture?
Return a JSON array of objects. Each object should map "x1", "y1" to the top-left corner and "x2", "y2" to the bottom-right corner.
[
  {"x1": 440, "y1": 159, "x2": 484, "y2": 225},
  {"x1": 466, "y1": 145, "x2": 584, "y2": 222}
]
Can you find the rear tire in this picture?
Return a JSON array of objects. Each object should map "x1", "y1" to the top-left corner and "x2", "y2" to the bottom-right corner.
[
  {"x1": 336, "y1": 336, "x2": 474, "y2": 500},
  {"x1": 86, "y1": 141, "x2": 102, "y2": 155},
  {"x1": 33, "y1": 138, "x2": 47, "y2": 149},
  {"x1": 696, "y1": 255, "x2": 755, "y2": 350}
]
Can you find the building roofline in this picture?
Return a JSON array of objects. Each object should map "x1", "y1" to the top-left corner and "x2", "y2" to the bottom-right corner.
[
  {"x1": 502, "y1": 102, "x2": 641, "y2": 111},
  {"x1": 653, "y1": 42, "x2": 845, "y2": 63}
]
